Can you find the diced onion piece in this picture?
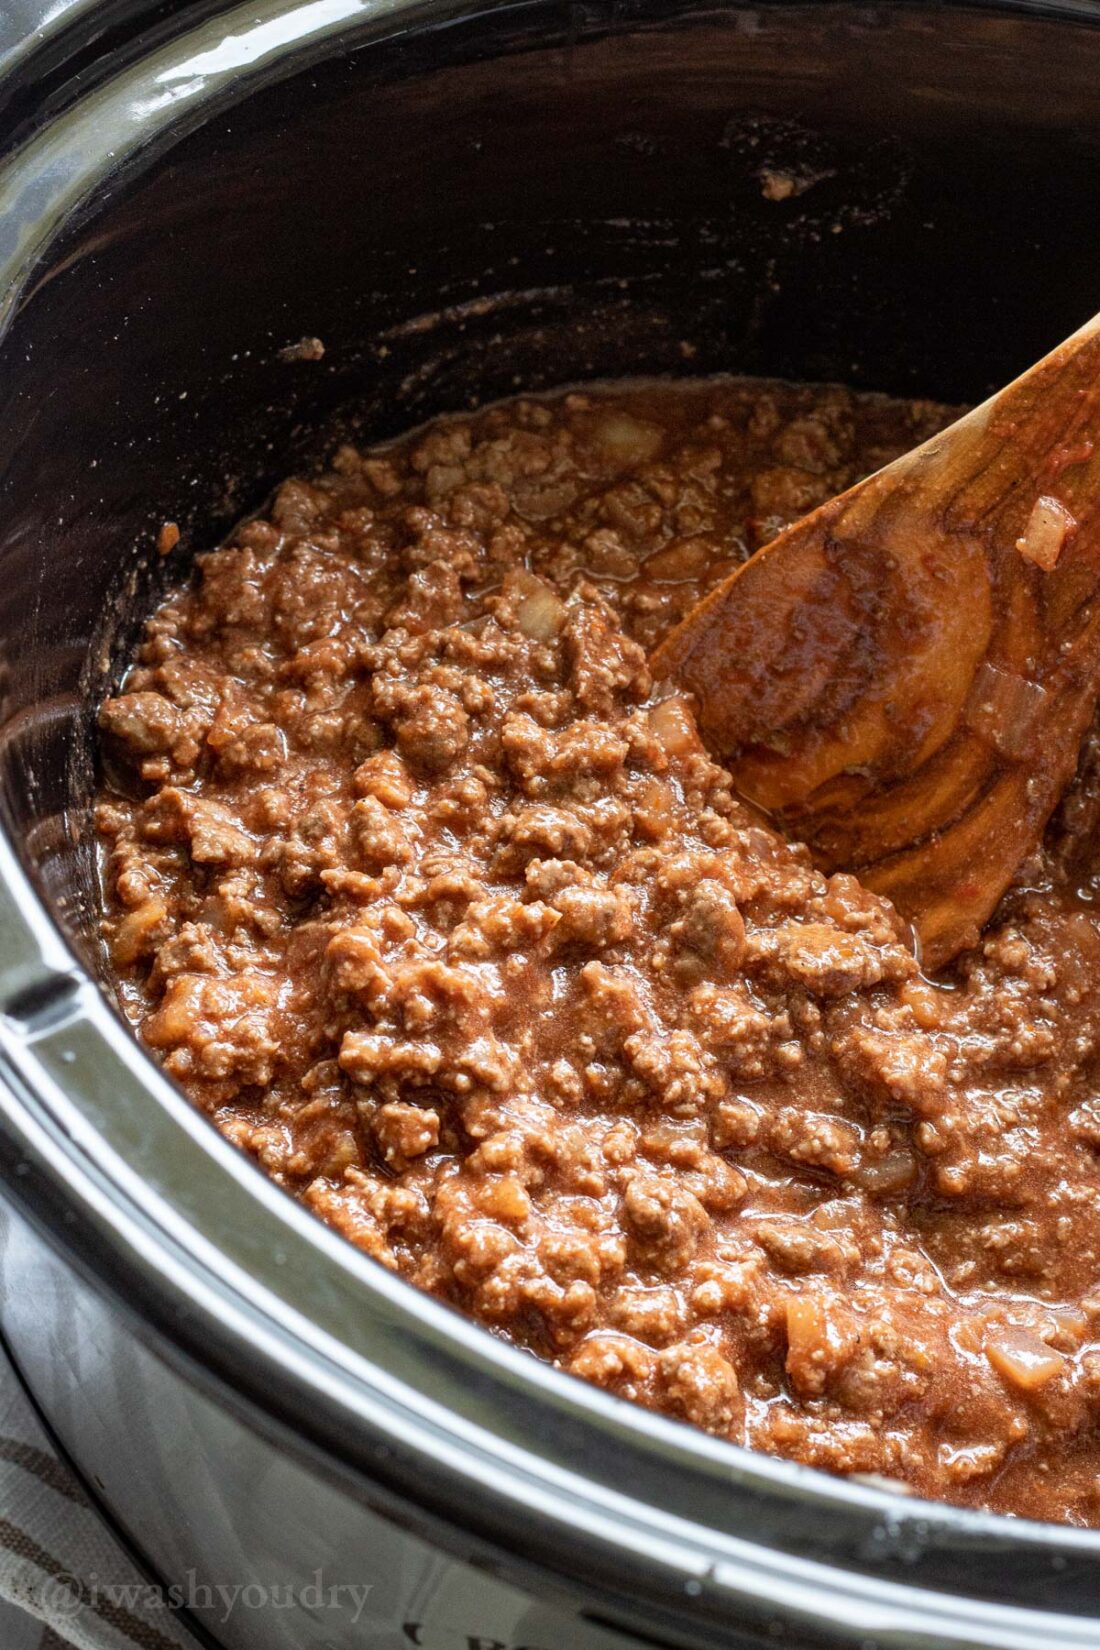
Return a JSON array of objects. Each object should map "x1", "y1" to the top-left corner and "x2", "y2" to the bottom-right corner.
[
  {"x1": 157, "y1": 520, "x2": 180, "y2": 556},
  {"x1": 759, "y1": 169, "x2": 799, "y2": 201},
  {"x1": 952, "y1": 1317, "x2": 984, "y2": 1356},
  {"x1": 593, "y1": 411, "x2": 664, "y2": 465},
  {"x1": 899, "y1": 977, "x2": 943, "y2": 1029},
  {"x1": 965, "y1": 662, "x2": 1048, "y2": 760},
  {"x1": 1048, "y1": 1308, "x2": 1089, "y2": 1350},
  {"x1": 511, "y1": 477, "x2": 579, "y2": 522},
  {"x1": 477, "y1": 1174, "x2": 532, "y2": 1226},
  {"x1": 111, "y1": 898, "x2": 167, "y2": 967},
  {"x1": 643, "y1": 537, "x2": 714, "y2": 582},
  {"x1": 354, "y1": 749, "x2": 414, "y2": 808},
  {"x1": 1015, "y1": 493, "x2": 1076, "y2": 571},
  {"x1": 786, "y1": 1295, "x2": 829, "y2": 1359},
  {"x1": 649, "y1": 696, "x2": 703, "y2": 757},
  {"x1": 851, "y1": 1148, "x2": 917, "y2": 1195},
  {"x1": 985, "y1": 1328, "x2": 1065, "y2": 1391},
  {"x1": 634, "y1": 777, "x2": 676, "y2": 840},
  {"x1": 507, "y1": 570, "x2": 566, "y2": 640},
  {"x1": 785, "y1": 1294, "x2": 852, "y2": 1396}
]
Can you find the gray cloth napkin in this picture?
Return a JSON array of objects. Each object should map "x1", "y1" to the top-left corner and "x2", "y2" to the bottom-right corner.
[{"x1": 0, "y1": 1338, "x2": 198, "y2": 1650}]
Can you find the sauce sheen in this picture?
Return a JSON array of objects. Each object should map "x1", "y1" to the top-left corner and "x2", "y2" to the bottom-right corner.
[{"x1": 95, "y1": 379, "x2": 1100, "y2": 1526}]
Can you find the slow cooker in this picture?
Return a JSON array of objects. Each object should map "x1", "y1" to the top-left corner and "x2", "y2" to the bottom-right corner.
[{"x1": 3, "y1": 2, "x2": 1100, "y2": 1646}]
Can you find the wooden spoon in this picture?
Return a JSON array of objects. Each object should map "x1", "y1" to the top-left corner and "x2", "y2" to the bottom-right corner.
[{"x1": 651, "y1": 315, "x2": 1100, "y2": 970}]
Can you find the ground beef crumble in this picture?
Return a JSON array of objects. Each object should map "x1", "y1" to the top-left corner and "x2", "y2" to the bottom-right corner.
[{"x1": 96, "y1": 379, "x2": 1100, "y2": 1526}]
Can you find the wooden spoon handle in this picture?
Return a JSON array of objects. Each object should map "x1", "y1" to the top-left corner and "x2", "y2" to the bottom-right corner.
[{"x1": 652, "y1": 312, "x2": 1100, "y2": 967}]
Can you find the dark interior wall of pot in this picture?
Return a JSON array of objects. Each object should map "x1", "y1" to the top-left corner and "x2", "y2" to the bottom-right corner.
[{"x1": 2, "y1": 0, "x2": 1100, "y2": 968}]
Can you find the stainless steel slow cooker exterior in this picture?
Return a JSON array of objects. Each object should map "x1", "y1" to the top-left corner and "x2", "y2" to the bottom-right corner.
[{"x1": 4, "y1": 3, "x2": 1100, "y2": 1646}]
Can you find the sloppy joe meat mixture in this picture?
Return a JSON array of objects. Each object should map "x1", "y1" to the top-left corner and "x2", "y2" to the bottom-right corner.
[{"x1": 96, "y1": 378, "x2": 1100, "y2": 1526}]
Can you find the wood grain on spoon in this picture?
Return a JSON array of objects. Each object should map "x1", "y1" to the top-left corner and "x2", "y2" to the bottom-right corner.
[{"x1": 651, "y1": 314, "x2": 1100, "y2": 970}]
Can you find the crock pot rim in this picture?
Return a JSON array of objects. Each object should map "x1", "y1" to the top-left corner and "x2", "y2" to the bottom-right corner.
[
  {"x1": 3, "y1": 2, "x2": 1100, "y2": 1643},
  {"x1": 0, "y1": 0, "x2": 120, "y2": 88}
]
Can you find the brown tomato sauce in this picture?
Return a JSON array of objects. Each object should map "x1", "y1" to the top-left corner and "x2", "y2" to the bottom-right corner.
[{"x1": 95, "y1": 379, "x2": 1100, "y2": 1525}]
